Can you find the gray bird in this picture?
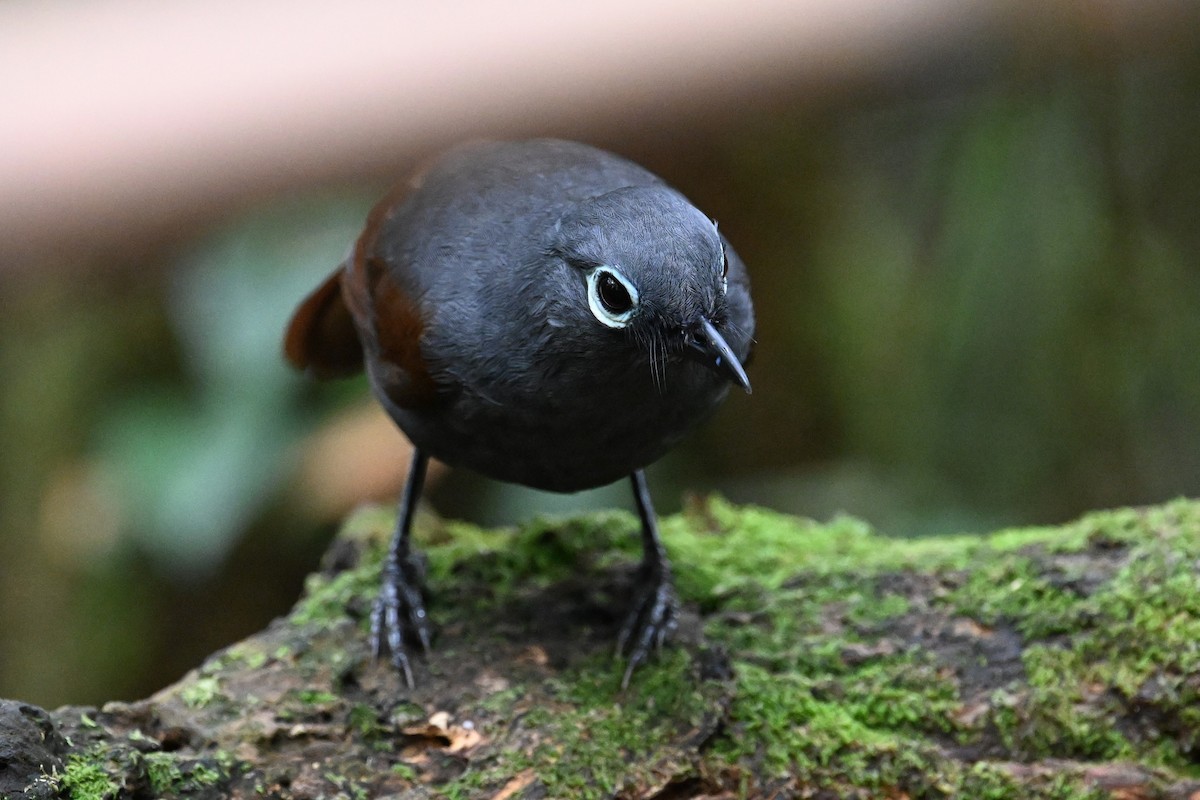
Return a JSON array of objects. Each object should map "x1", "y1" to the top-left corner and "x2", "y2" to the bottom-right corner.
[{"x1": 285, "y1": 139, "x2": 754, "y2": 687}]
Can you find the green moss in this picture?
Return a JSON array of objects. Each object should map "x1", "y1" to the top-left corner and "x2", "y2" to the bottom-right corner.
[
  {"x1": 274, "y1": 497, "x2": 1200, "y2": 795},
  {"x1": 958, "y1": 763, "x2": 1108, "y2": 800},
  {"x1": 322, "y1": 771, "x2": 369, "y2": 800},
  {"x1": 668, "y1": 498, "x2": 1200, "y2": 792},
  {"x1": 291, "y1": 562, "x2": 380, "y2": 627},
  {"x1": 191, "y1": 761, "x2": 222, "y2": 787},
  {"x1": 949, "y1": 554, "x2": 1085, "y2": 639},
  {"x1": 348, "y1": 702, "x2": 387, "y2": 740},
  {"x1": 477, "y1": 686, "x2": 524, "y2": 713},
  {"x1": 143, "y1": 752, "x2": 184, "y2": 794},
  {"x1": 999, "y1": 645, "x2": 1134, "y2": 761},
  {"x1": 713, "y1": 662, "x2": 896, "y2": 778},
  {"x1": 222, "y1": 643, "x2": 269, "y2": 670},
  {"x1": 276, "y1": 687, "x2": 344, "y2": 724},
  {"x1": 296, "y1": 689, "x2": 339, "y2": 705},
  {"x1": 41, "y1": 499, "x2": 1200, "y2": 798},
  {"x1": 433, "y1": 648, "x2": 716, "y2": 800},
  {"x1": 936, "y1": 499, "x2": 1200, "y2": 765},
  {"x1": 436, "y1": 767, "x2": 491, "y2": 800},
  {"x1": 530, "y1": 652, "x2": 709, "y2": 796},
  {"x1": 292, "y1": 508, "x2": 635, "y2": 628},
  {"x1": 98, "y1": 750, "x2": 226, "y2": 796},
  {"x1": 60, "y1": 751, "x2": 119, "y2": 800},
  {"x1": 426, "y1": 513, "x2": 640, "y2": 599},
  {"x1": 711, "y1": 661, "x2": 952, "y2": 789},
  {"x1": 180, "y1": 675, "x2": 221, "y2": 709},
  {"x1": 710, "y1": 662, "x2": 1118, "y2": 798}
]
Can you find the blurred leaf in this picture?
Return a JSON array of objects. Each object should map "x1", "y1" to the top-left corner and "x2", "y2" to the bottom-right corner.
[{"x1": 98, "y1": 195, "x2": 374, "y2": 576}]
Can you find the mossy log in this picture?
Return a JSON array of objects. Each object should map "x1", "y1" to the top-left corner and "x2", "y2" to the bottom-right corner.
[{"x1": 6, "y1": 498, "x2": 1200, "y2": 800}]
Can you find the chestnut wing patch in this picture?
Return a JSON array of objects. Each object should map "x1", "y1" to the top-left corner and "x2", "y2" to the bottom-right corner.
[
  {"x1": 283, "y1": 268, "x2": 364, "y2": 379},
  {"x1": 365, "y1": 258, "x2": 439, "y2": 409},
  {"x1": 284, "y1": 158, "x2": 443, "y2": 407}
]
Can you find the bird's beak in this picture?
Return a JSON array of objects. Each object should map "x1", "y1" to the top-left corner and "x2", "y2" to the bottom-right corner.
[{"x1": 685, "y1": 318, "x2": 752, "y2": 394}]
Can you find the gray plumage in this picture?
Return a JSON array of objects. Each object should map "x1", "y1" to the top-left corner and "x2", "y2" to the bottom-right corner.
[
  {"x1": 285, "y1": 138, "x2": 755, "y2": 687},
  {"x1": 362, "y1": 139, "x2": 754, "y2": 491}
]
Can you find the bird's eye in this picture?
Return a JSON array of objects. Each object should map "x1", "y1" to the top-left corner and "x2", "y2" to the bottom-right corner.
[
  {"x1": 719, "y1": 241, "x2": 729, "y2": 294},
  {"x1": 713, "y1": 219, "x2": 729, "y2": 283},
  {"x1": 597, "y1": 272, "x2": 633, "y2": 314},
  {"x1": 586, "y1": 267, "x2": 639, "y2": 328}
]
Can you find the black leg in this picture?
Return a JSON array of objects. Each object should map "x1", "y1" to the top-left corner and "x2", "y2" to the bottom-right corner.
[
  {"x1": 369, "y1": 448, "x2": 431, "y2": 688},
  {"x1": 615, "y1": 469, "x2": 679, "y2": 688}
]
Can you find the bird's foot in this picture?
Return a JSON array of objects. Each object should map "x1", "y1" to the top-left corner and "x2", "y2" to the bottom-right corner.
[
  {"x1": 615, "y1": 562, "x2": 679, "y2": 689},
  {"x1": 369, "y1": 550, "x2": 431, "y2": 688}
]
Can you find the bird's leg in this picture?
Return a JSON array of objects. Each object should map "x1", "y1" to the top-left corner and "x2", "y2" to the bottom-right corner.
[
  {"x1": 615, "y1": 469, "x2": 679, "y2": 688},
  {"x1": 369, "y1": 449, "x2": 431, "y2": 688}
]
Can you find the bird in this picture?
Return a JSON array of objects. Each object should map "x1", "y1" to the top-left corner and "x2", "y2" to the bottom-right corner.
[{"x1": 284, "y1": 139, "x2": 754, "y2": 688}]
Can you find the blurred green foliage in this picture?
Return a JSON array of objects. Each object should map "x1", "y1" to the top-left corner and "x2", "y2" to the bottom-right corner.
[
  {"x1": 97, "y1": 200, "x2": 373, "y2": 572},
  {"x1": 703, "y1": 55, "x2": 1200, "y2": 531},
  {"x1": 1, "y1": 47, "x2": 1198, "y2": 708}
]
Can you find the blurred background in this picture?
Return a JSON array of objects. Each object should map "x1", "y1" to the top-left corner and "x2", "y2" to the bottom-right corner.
[{"x1": 2, "y1": 0, "x2": 1199, "y2": 708}]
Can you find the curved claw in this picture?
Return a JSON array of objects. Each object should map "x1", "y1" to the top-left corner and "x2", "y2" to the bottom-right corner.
[
  {"x1": 369, "y1": 552, "x2": 431, "y2": 689},
  {"x1": 616, "y1": 567, "x2": 679, "y2": 690}
]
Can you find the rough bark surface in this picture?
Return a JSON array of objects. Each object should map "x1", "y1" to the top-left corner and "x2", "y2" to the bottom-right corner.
[{"x1": 5, "y1": 498, "x2": 1200, "y2": 799}]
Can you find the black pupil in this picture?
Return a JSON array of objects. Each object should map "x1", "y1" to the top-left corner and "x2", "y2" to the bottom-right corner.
[{"x1": 597, "y1": 272, "x2": 633, "y2": 314}]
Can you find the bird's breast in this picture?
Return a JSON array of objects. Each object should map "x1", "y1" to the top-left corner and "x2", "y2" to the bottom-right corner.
[{"x1": 380, "y1": 353, "x2": 727, "y2": 492}]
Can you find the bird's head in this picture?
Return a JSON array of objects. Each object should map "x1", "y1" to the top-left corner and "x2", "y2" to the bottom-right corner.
[{"x1": 548, "y1": 185, "x2": 753, "y2": 393}]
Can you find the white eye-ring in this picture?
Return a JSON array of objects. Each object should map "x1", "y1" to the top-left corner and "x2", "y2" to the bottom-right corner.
[
  {"x1": 719, "y1": 237, "x2": 730, "y2": 295},
  {"x1": 586, "y1": 266, "x2": 639, "y2": 328}
]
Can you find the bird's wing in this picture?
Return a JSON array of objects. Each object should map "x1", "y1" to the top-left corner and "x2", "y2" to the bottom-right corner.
[
  {"x1": 283, "y1": 261, "x2": 363, "y2": 379},
  {"x1": 283, "y1": 170, "x2": 428, "y2": 388}
]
